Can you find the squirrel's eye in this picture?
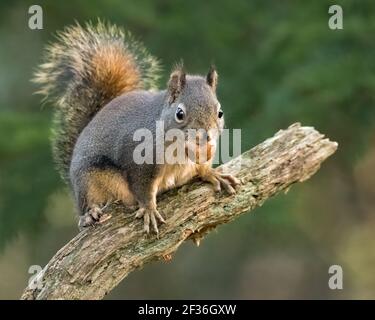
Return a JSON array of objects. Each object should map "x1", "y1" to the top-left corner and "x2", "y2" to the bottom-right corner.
[
  {"x1": 218, "y1": 110, "x2": 224, "y2": 118},
  {"x1": 175, "y1": 107, "x2": 185, "y2": 122}
]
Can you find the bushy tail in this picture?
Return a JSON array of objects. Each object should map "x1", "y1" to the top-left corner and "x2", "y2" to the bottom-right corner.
[{"x1": 33, "y1": 21, "x2": 161, "y2": 182}]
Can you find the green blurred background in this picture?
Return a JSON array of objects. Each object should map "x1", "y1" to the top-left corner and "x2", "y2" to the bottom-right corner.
[{"x1": 0, "y1": 0, "x2": 374, "y2": 299}]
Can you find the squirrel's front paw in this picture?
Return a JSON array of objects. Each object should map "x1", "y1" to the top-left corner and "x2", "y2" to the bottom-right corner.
[
  {"x1": 202, "y1": 170, "x2": 241, "y2": 195},
  {"x1": 135, "y1": 207, "x2": 166, "y2": 235}
]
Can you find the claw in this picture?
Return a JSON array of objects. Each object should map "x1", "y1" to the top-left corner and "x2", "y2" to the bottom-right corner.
[
  {"x1": 150, "y1": 212, "x2": 158, "y2": 234},
  {"x1": 135, "y1": 207, "x2": 165, "y2": 235},
  {"x1": 202, "y1": 170, "x2": 240, "y2": 195},
  {"x1": 143, "y1": 212, "x2": 150, "y2": 234},
  {"x1": 154, "y1": 210, "x2": 166, "y2": 224},
  {"x1": 135, "y1": 207, "x2": 145, "y2": 218},
  {"x1": 78, "y1": 205, "x2": 104, "y2": 229},
  {"x1": 220, "y1": 174, "x2": 241, "y2": 186},
  {"x1": 218, "y1": 176, "x2": 236, "y2": 194}
]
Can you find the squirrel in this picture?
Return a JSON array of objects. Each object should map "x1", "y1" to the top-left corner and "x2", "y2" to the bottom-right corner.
[{"x1": 34, "y1": 21, "x2": 240, "y2": 235}]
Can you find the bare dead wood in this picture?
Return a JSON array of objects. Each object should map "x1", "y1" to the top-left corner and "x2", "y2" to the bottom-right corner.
[{"x1": 21, "y1": 123, "x2": 338, "y2": 300}]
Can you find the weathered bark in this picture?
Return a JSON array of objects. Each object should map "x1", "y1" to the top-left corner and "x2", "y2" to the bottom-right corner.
[{"x1": 21, "y1": 123, "x2": 337, "y2": 300}]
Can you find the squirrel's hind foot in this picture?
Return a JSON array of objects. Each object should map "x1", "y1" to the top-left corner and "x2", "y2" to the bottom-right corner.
[
  {"x1": 78, "y1": 204, "x2": 106, "y2": 230},
  {"x1": 135, "y1": 207, "x2": 166, "y2": 236}
]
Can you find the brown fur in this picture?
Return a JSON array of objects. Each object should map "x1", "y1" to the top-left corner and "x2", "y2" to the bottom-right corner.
[
  {"x1": 157, "y1": 142, "x2": 215, "y2": 193},
  {"x1": 157, "y1": 164, "x2": 198, "y2": 193},
  {"x1": 85, "y1": 169, "x2": 136, "y2": 208},
  {"x1": 92, "y1": 46, "x2": 141, "y2": 100}
]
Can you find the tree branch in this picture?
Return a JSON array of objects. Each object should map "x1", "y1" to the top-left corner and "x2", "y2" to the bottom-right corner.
[{"x1": 21, "y1": 123, "x2": 338, "y2": 300}]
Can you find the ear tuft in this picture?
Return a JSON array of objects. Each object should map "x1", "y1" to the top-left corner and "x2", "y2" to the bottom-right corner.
[
  {"x1": 168, "y1": 63, "x2": 186, "y2": 104},
  {"x1": 206, "y1": 65, "x2": 218, "y2": 92}
]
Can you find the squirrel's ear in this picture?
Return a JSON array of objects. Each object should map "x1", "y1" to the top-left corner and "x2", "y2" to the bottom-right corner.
[
  {"x1": 168, "y1": 65, "x2": 186, "y2": 104},
  {"x1": 206, "y1": 65, "x2": 218, "y2": 92}
]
